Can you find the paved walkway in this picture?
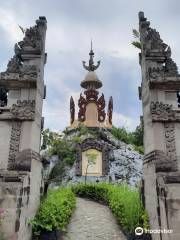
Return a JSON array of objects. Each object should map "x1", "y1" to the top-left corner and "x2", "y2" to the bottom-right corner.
[{"x1": 63, "y1": 198, "x2": 127, "y2": 240}]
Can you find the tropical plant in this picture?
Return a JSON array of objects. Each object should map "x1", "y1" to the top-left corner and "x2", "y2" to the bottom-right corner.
[
  {"x1": 110, "y1": 125, "x2": 144, "y2": 154},
  {"x1": 30, "y1": 188, "x2": 76, "y2": 236},
  {"x1": 131, "y1": 29, "x2": 141, "y2": 49},
  {"x1": 41, "y1": 128, "x2": 62, "y2": 150}
]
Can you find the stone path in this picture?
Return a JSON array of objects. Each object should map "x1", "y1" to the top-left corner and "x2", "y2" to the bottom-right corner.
[{"x1": 63, "y1": 197, "x2": 127, "y2": 240}]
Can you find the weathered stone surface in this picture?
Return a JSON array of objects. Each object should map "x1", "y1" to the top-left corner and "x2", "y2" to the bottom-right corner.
[
  {"x1": 0, "y1": 16, "x2": 47, "y2": 240},
  {"x1": 11, "y1": 100, "x2": 35, "y2": 120},
  {"x1": 139, "y1": 11, "x2": 180, "y2": 240},
  {"x1": 150, "y1": 102, "x2": 176, "y2": 122},
  {"x1": 14, "y1": 149, "x2": 41, "y2": 171}
]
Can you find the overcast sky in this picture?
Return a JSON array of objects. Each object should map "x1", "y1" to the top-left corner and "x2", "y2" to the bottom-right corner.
[{"x1": 0, "y1": 0, "x2": 180, "y2": 132}]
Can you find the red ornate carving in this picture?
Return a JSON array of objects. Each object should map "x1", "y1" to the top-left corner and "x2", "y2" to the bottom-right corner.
[
  {"x1": 107, "y1": 96, "x2": 113, "y2": 125},
  {"x1": 78, "y1": 94, "x2": 87, "y2": 122},
  {"x1": 84, "y1": 89, "x2": 98, "y2": 101},
  {"x1": 78, "y1": 90, "x2": 106, "y2": 123},
  {"x1": 97, "y1": 94, "x2": 106, "y2": 122},
  {"x1": 70, "y1": 96, "x2": 75, "y2": 124}
]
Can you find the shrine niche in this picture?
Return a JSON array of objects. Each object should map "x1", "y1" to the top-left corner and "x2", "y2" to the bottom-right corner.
[
  {"x1": 75, "y1": 138, "x2": 110, "y2": 176},
  {"x1": 70, "y1": 42, "x2": 113, "y2": 128},
  {"x1": 82, "y1": 149, "x2": 102, "y2": 176}
]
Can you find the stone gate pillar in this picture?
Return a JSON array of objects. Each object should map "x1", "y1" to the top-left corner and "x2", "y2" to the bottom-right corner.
[
  {"x1": 138, "y1": 12, "x2": 180, "y2": 240},
  {"x1": 0, "y1": 17, "x2": 47, "y2": 240}
]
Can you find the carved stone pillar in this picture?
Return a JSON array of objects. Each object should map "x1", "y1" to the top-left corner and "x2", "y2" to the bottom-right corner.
[
  {"x1": 0, "y1": 16, "x2": 47, "y2": 240},
  {"x1": 139, "y1": 12, "x2": 180, "y2": 240}
]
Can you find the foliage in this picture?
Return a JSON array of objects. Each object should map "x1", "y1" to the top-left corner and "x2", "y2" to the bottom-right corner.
[
  {"x1": 45, "y1": 125, "x2": 101, "y2": 182},
  {"x1": 49, "y1": 138, "x2": 77, "y2": 166},
  {"x1": 72, "y1": 183, "x2": 149, "y2": 234},
  {"x1": 133, "y1": 124, "x2": 143, "y2": 146},
  {"x1": 131, "y1": 41, "x2": 141, "y2": 49},
  {"x1": 41, "y1": 128, "x2": 62, "y2": 150},
  {"x1": 133, "y1": 145, "x2": 144, "y2": 154},
  {"x1": 110, "y1": 125, "x2": 144, "y2": 154},
  {"x1": 30, "y1": 188, "x2": 76, "y2": 236},
  {"x1": 111, "y1": 126, "x2": 133, "y2": 144},
  {"x1": 131, "y1": 29, "x2": 141, "y2": 49},
  {"x1": 49, "y1": 161, "x2": 65, "y2": 182}
]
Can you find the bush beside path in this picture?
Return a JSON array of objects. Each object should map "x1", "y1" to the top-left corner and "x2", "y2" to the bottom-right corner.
[{"x1": 63, "y1": 197, "x2": 127, "y2": 240}]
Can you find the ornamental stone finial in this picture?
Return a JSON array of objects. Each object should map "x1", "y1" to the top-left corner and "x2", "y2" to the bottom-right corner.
[{"x1": 82, "y1": 41, "x2": 100, "y2": 71}]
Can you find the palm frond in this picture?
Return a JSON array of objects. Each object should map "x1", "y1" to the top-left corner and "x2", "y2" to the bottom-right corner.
[
  {"x1": 18, "y1": 25, "x2": 25, "y2": 34},
  {"x1": 132, "y1": 29, "x2": 140, "y2": 39}
]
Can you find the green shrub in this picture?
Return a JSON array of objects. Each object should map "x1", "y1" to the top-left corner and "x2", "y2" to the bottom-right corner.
[
  {"x1": 30, "y1": 188, "x2": 76, "y2": 236},
  {"x1": 72, "y1": 183, "x2": 148, "y2": 234},
  {"x1": 133, "y1": 145, "x2": 144, "y2": 154}
]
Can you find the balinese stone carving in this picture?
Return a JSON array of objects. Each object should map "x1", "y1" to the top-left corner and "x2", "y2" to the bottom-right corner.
[
  {"x1": 8, "y1": 121, "x2": 22, "y2": 170},
  {"x1": 139, "y1": 12, "x2": 168, "y2": 55},
  {"x1": 75, "y1": 138, "x2": 110, "y2": 176},
  {"x1": 143, "y1": 150, "x2": 177, "y2": 172},
  {"x1": 0, "y1": 86, "x2": 8, "y2": 107},
  {"x1": 11, "y1": 100, "x2": 35, "y2": 120},
  {"x1": 164, "y1": 123, "x2": 177, "y2": 165},
  {"x1": 18, "y1": 24, "x2": 42, "y2": 55},
  {"x1": 70, "y1": 96, "x2": 75, "y2": 124},
  {"x1": 139, "y1": 11, "x2": 180, "y2": 83},
  {"x1": 78, "y1": 90, "x2": 106, "y2": 123},
  {"x1": 0, "y1": 64, "x2": 38, "y2": 83},
  {"x1": 14, "y1": 149, "x2": 41, "y2": 171},
  {"x1": 107, "y1": 96, "x2": 113, "y2": 125},
  {"x1": 150, "y1": 102, "x2": 176, "y2": 121},
  {"x1": 139, "y1": 12, "x2": 180, "y2": 239},
  {"x1": 165, "y1": 58, "x2": 179, "y2": 76},
  {"x1": 6, "y1": 55, "x2": 22, "y2": 73},
  {"x1": 20, "y1": 65, "x2": 38, "y2": 80}
]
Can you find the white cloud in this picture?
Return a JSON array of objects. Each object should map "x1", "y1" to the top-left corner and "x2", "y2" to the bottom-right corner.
[
  {"x1": 0, "y1": 7, "x2": 23, "y2": 43},
  {"x1": 113, "y1": 112, "x2": 139, "y2": 131}
]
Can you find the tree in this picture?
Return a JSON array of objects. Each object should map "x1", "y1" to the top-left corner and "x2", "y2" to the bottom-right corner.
[
  {"x1": 132, "y1": 124, "x2": 143, "y2": 146},
  {"x1": 41, "y1": 128, "x2": 62, "y2": 150}
]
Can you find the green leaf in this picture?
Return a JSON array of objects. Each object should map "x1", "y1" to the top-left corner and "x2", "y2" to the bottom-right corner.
[{"x1": 131, "y1": 41, "x2": 141, "y2": 49}]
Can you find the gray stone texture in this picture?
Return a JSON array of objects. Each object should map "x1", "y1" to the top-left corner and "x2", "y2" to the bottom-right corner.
[
  {"x1": 0, "y1": 16, "x2": 47, "y2": 240},
  {"x1": 139, "y1": 11, "x2": 180, "y2": 240}
]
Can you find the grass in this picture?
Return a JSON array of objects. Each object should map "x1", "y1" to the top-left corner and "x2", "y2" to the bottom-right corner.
[{"x1": 72, "y1": 183, "x2": 149, "y2": 234}]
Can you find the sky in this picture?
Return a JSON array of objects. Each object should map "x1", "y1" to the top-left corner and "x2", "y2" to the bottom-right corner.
[{"x1": 0, "y1": 0, "x2": 180, "y2": 132}]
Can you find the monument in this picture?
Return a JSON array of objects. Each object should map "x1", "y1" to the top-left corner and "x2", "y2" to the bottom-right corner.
[
  {"x1": 0, "y1": 17, "x2": 47, "y2": 239},
  {"x1": 70, "y1": 42, "x2": 113, "y2": 129},
  {"x1": 139, "y1": 12, "x2": 180, "y2": 240},
  {"x1": 69, "y1": 44, "x2": 113, "y2": 178}
]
